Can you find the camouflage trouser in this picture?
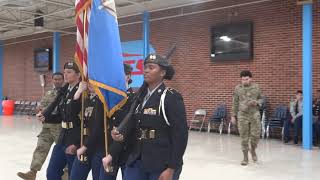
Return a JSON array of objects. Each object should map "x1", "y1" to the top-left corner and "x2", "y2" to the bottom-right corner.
[
  {"x1": 237, "y1": 111, "x2": 261, "y2": 151},
  {"x1": 30, "y1": 123, "x2": 62, "y2": 171}
]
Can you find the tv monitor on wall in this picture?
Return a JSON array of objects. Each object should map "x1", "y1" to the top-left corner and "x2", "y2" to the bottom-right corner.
[
  {"x1": 211, "y1": 22, "x2": 253, "y2": 61},
  {"x1": 34, "y1": 48, "x2": 52, "y2": 72}
]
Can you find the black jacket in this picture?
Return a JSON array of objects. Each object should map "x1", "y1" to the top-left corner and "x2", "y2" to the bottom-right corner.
[
  {"x1": 126, "y1": 83, "x2": 188, "y2": 172},
  {"x1": 42, "y1": 85, "x2": 69, "y2": 124},
  {"x1": 57, "y1": 83, "x2": 82, "y2": 147},
  {"x1": 83, "y1": 95, "x2": 105, "y2": 155},
  {"x1": 108, "y1": 88, "x2": 135, "y2": 167}
]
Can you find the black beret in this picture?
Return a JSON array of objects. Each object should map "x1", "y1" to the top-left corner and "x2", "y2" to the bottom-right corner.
[
  {"x1": 64, "y1": 61, "x2": 80, "y2": 73},
  {"x1": 144, "y1": 54, "x2": 170, "y2": 67},
  {"x1": 144, "y1": 54, "x2": 175, "y2": 80}
]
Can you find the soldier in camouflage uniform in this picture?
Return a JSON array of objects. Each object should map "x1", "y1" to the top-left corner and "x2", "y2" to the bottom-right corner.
[
  {"x1": 231, "y1": 70, "x2": 263, "y2": 166},
  {"x1": 17, "y1": 72, "x2": 64, "y2": 180}
]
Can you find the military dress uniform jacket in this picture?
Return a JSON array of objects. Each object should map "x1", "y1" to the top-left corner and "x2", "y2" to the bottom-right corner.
[
  {"x1": 126, "y1": 83, "x2": 188, "y2": 172},
  {"x1": 108, "y1": 88, "x2": 135, "y2": 167},
  {"x1": 82, "y1": 95, "x2": 105, "y2": 155},
  {"x1": 57, "y1": 83, "x2": 82, "y2": 147}
]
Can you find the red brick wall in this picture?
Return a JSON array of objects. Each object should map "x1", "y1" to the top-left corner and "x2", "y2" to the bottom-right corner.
[
  {"x1": 3, "y1": 0, "x2": 320, "y2": 124},
  {"x1": 121, "y1": 0, "x2": 320, "y2": 122},
  {"x1": 3, "y1": 34, "x2": 75, "y2": 100}
]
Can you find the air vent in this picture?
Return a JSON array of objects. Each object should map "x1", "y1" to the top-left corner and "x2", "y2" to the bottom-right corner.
[
  {"x1": 130, "y1": 0, "x2": 152, "y2": 2},
  {"x1": 0, "y1": 0, "x2": 33, "y2": 8},
  {"x1": 0, "y1": 30, "x2": 9, "y2": 33},
  {"x1": 34, "y1": 10, "x2": 44, "y2": 28},
  {"x1": 116, "y1": 2, "x2": 134, "y2": 8},
  {"x1": 115, "y1": 0, "x2": 152, "y2": 8}
]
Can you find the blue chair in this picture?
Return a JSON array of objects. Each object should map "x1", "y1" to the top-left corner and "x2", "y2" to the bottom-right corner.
[
  {"x1": 208, "y1": 105, "x2": 227, "y2": 134},
  {"x1": 266, "y1": 105, "x2": 289, "y2": 139}
]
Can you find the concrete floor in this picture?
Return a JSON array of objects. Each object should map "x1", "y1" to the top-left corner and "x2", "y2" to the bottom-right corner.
[{"x1": 1, "y1": 115, "x2": 319, "y2": 180}]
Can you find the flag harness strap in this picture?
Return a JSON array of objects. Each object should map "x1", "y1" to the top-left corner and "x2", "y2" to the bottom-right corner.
[{"x1": 159, "y1": 88, "x2": 170, "y2": 126}]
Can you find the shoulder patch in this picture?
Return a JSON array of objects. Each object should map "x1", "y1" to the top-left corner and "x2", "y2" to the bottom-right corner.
[
  {"x1": 47, "y1": 90, "x2": 54, "y2": 94},
  {"x1": 235, "y1": 84, "x2": 242, "y2": 89},
  {"x1": 252, "y1": 83, "x2": 260, "y2": 89},
  {"x1": 167, "y1": 87, "x2": 175, "y2": 94},
  {"x1": 167, "y1": 87, "x2": 182, "y2": 95}
]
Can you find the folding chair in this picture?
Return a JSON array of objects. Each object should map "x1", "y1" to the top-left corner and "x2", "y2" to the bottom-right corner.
[
  {"x1": 14, "y1": 101, "x2": 20, "y2": 114},
  {"x1": 189, "y1": 109, "x2": 206, "y2": 131},
  {"x1": 21, "y1": 101, "x2": 31, "y2": 115},
  {"x1": 28, "y1": 101, "x2": 38, "y2": 115},
  {"x1": 260, "y1": 96, "x2": 267, "y2": 139},
  {"x1": 266, "y1": 105, "x2": 289, "y2": 139},
  {"x1": 207, "y1": 105, "x2": 227, "y2": 134},
  {"x1": 15, "y1": 100, "x2": 25, "y2": 114}
]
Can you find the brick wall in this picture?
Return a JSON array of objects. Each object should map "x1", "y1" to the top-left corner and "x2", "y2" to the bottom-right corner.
[
  {"x1": 3, "y1": 34, "x2": 75, "y2": 100},
  {"x1": 3, "y1": 0, "x2": 320, "y2": 125},
  {"x1": 121, "y1": 0, "x2": 320, "y2": 122}
]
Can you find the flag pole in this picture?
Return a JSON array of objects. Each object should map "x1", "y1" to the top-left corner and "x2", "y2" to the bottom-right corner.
[
  {"x1": 103, "y1": 109, "x2": 113, "y2": 172},
  {"x1": 80, "y1": 82, "x2": 88, "y2": 163},
  {"x1": 79, "y1": 6, "x2": 88, "y2": 163}
]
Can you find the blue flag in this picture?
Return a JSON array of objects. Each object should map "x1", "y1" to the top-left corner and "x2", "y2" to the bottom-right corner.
[{"x1": 88, "y1": 0, "x2": 127, "y2": 117}]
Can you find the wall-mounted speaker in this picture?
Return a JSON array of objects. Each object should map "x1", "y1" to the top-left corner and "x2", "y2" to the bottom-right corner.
[{"x1": 34, "y1": 10, "x2": 44, "y2": 27}]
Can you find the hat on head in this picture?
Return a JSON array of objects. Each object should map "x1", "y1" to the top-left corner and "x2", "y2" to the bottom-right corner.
[
  {"x1": 144, "y1": 54, "x2": 175, "y2": 80},
  {"x1": 64, "y1": 61, "x2": 80, "y2": 73},
  {"x1": 124, "y1": 63, "x2": 133, "y2": 75}
]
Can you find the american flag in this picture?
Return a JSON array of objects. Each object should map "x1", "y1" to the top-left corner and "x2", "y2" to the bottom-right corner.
[{"x1": 75, "y1": 0, "x2": 91, "y2": 78}]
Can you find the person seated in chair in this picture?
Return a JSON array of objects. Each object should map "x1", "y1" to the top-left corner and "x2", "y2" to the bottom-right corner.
[
  {"x1": 284, "y1": 90, "x2": 303, "y2": 144},
  {"x1": 312, "y1": 90, "x2": 320, "y2": 147}
]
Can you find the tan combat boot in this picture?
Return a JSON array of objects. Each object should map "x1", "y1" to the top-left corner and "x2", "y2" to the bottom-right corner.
[
  {"x1": 62, "y1": 167, "x2": 68, "y2": 180},
  {"x1": 17, "y1": 169, "x2": 37, "y2": 180},
  {"x1": 241, "y1": 151, "x2": 249, "y2": 166},
  {"x1": 251, "y1": 148, "x2": 258, "y2": 162}
]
